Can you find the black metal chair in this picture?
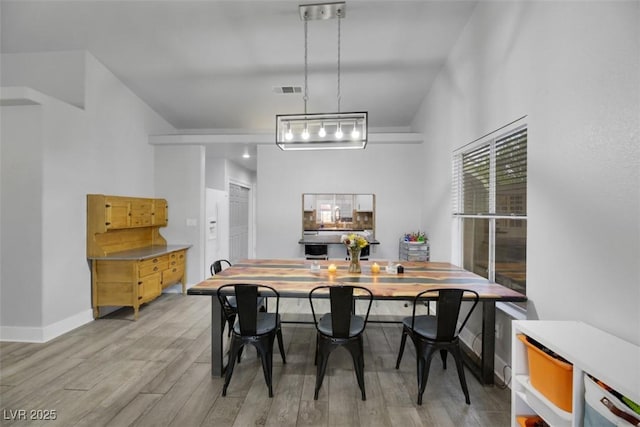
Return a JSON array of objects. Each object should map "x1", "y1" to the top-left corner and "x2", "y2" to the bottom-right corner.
[
  {"x1": 210, "y1": 260, "x2": 238, "y2": 337},
  {"x1": 210, "y1": 259, "x2": 232, "y2": 276},
  {"x1": 395, "y1": 288, "x2": 479, "y2": 405},
  {"x1": 308, "y1": 285, "x2": 373, "y2": 401},
  {"x1": 210, "y1": 259, "x2": 265, "y2": 337},
  {"x1": 216, "y1": 284, "x2": 286, "y2": 398}
]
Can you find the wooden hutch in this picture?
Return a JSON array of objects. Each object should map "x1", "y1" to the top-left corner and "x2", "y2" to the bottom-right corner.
[{"x1": 87, "y1": 194, "x2": 191, "y2": 320}]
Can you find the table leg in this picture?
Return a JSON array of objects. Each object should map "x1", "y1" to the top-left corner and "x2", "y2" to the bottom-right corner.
[
  {"x1": 480, "y1": 300, "x2": 496, "y2": 385},
  {"x1": 210, "y1": 295, "x2": 224, "y2": 376}
]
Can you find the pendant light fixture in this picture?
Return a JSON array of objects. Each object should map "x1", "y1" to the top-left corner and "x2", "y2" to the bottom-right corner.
[{"x1": 276, "y1": 2, "x2": 368, "y2": 150}]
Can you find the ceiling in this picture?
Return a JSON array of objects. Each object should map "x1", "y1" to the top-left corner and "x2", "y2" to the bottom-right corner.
[{"x1": 1, "y1": 0, "x2": 478, "y2": 170}]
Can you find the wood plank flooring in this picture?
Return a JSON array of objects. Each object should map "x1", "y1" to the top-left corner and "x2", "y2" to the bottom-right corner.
[{"x1": 0, "y1": 294, "x2": 511, "y2": 426}]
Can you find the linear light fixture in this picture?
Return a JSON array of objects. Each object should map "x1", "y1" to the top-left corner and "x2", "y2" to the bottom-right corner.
[
  {"x1": 276, "y1": 2, "x2": 368, "y2": 150},
  {"x1": 276, "y1": 112, "x2": 367, "y2": 150}
]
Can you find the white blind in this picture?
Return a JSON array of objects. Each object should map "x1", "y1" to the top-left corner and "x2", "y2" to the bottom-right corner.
[{"x1": 453, "y1": 127, "x2": 527, "y2": 216}]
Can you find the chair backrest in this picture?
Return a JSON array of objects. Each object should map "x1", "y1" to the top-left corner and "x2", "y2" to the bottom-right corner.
[
  {"x1": 309, "y1": 285, "x2": 373, "y2": 339},
  {"x1": 210, "y1": 259, "x2": 232, "y2": 276},
  {"x1": 216, "y1": 284, "x2": 279, "y2": 336},
  {"x1": 410, "y1": 288, "x2": 479, "y2": 341}
]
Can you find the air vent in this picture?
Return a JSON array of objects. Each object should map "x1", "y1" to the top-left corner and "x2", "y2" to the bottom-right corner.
[{"x1": 273, "y1": 86, "x2": 302, "y2": 94}]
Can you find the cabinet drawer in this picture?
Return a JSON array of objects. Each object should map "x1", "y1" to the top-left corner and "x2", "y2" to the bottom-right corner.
[
  {"x1": 162, "y1": 265, "x2": 184, "y2": 287},
  {"x1": 139, "y1": 256, "x2": 169, "y2": 276},
  {"x1": 168, "y1": 250, "x2": 186, "y2": 264}
]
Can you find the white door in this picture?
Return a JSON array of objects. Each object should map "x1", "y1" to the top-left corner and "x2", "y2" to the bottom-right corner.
[{"x1": 229, "y1": 183, "x2": 250, "y2": 263}]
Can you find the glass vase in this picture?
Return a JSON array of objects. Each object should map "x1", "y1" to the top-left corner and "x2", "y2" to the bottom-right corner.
[{"x1": 348, "y1": 247, "x2": 361, "y2": 273}]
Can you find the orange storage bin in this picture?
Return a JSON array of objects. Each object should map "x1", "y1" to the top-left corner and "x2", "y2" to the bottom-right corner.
[
  {"x1": 516, "y1": 415, "x2": 546, "y2": 427},
  {"x1": 517, "y1": 334, "x2": 573, "y2": 412}
]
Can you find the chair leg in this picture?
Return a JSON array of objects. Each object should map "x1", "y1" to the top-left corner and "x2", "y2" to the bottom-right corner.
[
  {"x1": 440, "y1": 349, "x2": 448, "y2": 370},
  {"x1": 276, "y1": 327, "x2": 287, "y2": 363},
  {"x1": 451, "y1": 344, "x2": 471, "y2": 404},
  {"x1": 417, "y1": 346, "x2": 437, "y2": 405},
  {"x1": 223, "y1": 338, "x2": 242, "y2": 396},
  {"x1": 346, "y1": 338, "x2": 366, "y2": 401},
  {"x1": 314, "y1": 342, "x2": 331, "y2": 400},
  {"x1": 257, "y1": 343, "x2": 274, "y2": 398},
  {"x1": 314, "y1": 334, "x2": 319, "y2": 366},
  {"x1": 395, "y1": 328, "x2": 408, "y2": 369},
  {"x1": 226, "y1": 315, "x2": 235, "y2": 338}
]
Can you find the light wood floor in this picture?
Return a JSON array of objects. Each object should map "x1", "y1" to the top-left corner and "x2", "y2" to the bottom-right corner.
[{"x1": 0, "y1": 294, "x2": 511, "y2": 426}]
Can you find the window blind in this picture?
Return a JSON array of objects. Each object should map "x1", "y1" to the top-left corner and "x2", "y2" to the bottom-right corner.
[{"x1": 453, "y1": 127, "x2": 527, "y2": 216}]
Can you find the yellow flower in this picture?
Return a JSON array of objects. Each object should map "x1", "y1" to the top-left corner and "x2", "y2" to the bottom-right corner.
[{"x1": 341, "y1": 233, "x2": 368, "y2": 249}]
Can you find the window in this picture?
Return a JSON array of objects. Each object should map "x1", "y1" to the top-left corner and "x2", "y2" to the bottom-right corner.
[{"x1": 453, "y1": 124, "x2": 527, "y2": 306}]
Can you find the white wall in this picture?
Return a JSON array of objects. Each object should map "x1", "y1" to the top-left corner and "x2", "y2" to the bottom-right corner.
[
  {"x1": 154, "y1": 145, "x2": 205, "y2": 288},
  {"x1": 205, "y1": 157, "x2": 226, "y2": 190},
  {"x1": 414, "y1": 0, "x2": 640, "y2": 370},
  {"x1": 1, "y1": 105, "x2": 45, "y2": 332},
  {"x1": 1, "y1": 52, "x2": 175, "y2": 341},
  {"x1": 256, "y1": 143, "x2": 425, "y2": 260}
]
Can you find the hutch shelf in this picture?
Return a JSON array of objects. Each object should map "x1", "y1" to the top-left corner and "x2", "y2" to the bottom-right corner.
[{"x1": 87, "y1": 194, "x2": 190, "y2": 320}]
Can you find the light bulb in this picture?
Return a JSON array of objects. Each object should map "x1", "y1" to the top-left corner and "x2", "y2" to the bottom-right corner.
[
  {"x1": 351, "y1": 124, "x2": 360, "y2": 139},
  {"x1": 301, "y1": 126, "x2": 310, "y2": 140},
  {"x1": 285, "y1": 123, "x2": 293, "y2": 141},
  {"x1": 318, "y1": 123, "x2": 326, "y2": 137},
  {"x1": 335, "y1": 124, "x2": 343, "y2": 139}
]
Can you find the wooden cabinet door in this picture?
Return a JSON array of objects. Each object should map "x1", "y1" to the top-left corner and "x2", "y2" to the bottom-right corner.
[
  {"x1": 153, "y1": 199, "x2": 168, "y2": 226},
  {"x1": 105, "y1": 197, "x2": 131, "y2": 229},
  {"x1": 138, "y1": 272, "x2": 161, "y2": 303},
  {"x1": 130, "y1": 199, "x2": 153, "y2": 227}
]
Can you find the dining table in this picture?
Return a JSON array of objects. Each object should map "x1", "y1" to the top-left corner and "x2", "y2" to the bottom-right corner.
[{"x1": 187, "y1": 258, "x2": 527, "y2": 384}]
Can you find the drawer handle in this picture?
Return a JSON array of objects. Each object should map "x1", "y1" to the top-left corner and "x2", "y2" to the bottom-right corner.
[
  {"x1": 153, "y1": 259, "x2": 158, "y2": 263},
  {"x1": 172, "y1": 268, "x2": 177, "y2": 272},
  {"x1": 138, "y1": 281, "x2": 143, "y2": 285},
  {"x1": 153, "y1": 266, "x2": 158, "y2": 271},
  {"x1": 105, "y1": 222, "x2": 111, "y2": 226},
  {"x1": 138, "y1": 296, "x2": 143, "y2": 300}
]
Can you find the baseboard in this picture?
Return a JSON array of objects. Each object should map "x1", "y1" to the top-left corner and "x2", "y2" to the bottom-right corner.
[{"x1": 0, "y1": 309, "x2": 94, "y2": 343}]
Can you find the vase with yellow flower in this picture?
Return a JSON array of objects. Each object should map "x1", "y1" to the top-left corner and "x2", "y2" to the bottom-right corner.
[{"x1": 341, "y1": 233, "x2": 369, "y2": 273}]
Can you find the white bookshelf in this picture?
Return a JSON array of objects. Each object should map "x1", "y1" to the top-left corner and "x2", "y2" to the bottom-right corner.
[{"x1": 511, "y1": 320, "x2": 640, "y2": 427}]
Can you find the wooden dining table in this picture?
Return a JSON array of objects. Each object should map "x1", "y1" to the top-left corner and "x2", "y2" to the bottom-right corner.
[{"x1": 187, "y1": 258, "x2": 527, "y2": 384}]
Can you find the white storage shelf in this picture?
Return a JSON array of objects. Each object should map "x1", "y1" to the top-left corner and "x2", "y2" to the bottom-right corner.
[
  {"x1": 511, "y1": 320, "x2": 640, "y2": 427},
  {"x1": 399, "y1": 240, "x2": 430, "y2": 261}
]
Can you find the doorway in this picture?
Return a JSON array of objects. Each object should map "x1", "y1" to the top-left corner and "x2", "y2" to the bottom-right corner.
[{"x1": 229, "y1": 183, "x2": 250, "y2": 263}]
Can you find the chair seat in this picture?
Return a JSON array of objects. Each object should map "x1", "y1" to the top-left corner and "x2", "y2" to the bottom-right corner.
[
  {"x1": 318, "y1": 314, "x2": 364, "y2": 337},
  {"x1": 233, "y1": 312, "x2": 279, "y2": 335},
  {"x1": 402, "y1": 315, "x2": 438, "y2": 340}
]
